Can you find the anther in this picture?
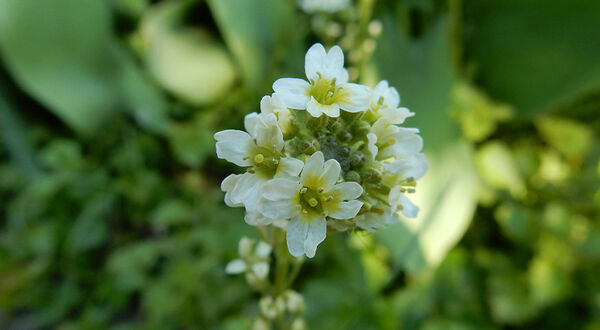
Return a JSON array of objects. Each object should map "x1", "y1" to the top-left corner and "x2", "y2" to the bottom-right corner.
[
  {"x1": 317, "y1": 188, "x2": 324, "y2": 193},
  {"x1": 325, "y1": 196, "x2": 333, "y2": 202},
  {"x1": 300, "y1": 187, "x2": 308, "y2": 194}
]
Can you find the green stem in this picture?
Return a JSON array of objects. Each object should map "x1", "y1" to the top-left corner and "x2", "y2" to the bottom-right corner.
[{"x1": 274, "y1": 228, "x2": 290, "y2": 295}]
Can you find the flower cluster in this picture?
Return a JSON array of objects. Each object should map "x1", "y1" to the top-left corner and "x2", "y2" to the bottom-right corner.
[{"x1": 216, "y1": 43, "x2": 428, "y2": 258}]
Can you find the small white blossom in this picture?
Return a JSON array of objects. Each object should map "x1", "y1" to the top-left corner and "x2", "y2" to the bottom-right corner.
[
  {"x1": 259, "y1": 296, "x2": 286, "y2": 320},
  {"x1": 273, "y1": 43, "x2": 370, "y2": 118},
  {"x1": 216, "y1": 112, "x2": 303, "y2": 214},
  {"x1": 298, "y1": 0, "x2": 351, "y2": 13},
  {"x1": 225, "y1": 237, "x2": 272, "y2": 280},
  {"x1": 258, "y1": 152, "x2": 363, "y2": 257}
]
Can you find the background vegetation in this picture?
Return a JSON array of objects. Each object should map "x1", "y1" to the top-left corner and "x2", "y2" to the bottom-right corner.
[{"x1": 0, "y1": 0, "x2": 599, "y2": 328}]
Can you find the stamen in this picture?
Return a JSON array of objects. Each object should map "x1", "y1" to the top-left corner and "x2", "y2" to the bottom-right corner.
[
  {"x1": 325, "y1": 196, "x2": 333, "y2": 202},
  {"x1": 300, "y1": 187, "x2": 308, "y2": 194},
  {"x1": 247, "y1": 168, "x2": 255, "y2": 174},
  {"x1": 317, "y1": 188, "x2": 324, "y2": 193}
]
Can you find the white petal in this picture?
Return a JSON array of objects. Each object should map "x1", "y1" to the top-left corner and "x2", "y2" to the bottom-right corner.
[
  {"x1": 336, "y1": 83, "x2": 371, "y2": 113},
  {"x1": 244, "y1": 112, "x2": 284, "y2": 151},
  {"x1": 400, "y1": 194, "x2": 419, "y2": 218},
  {"x1": 229, "y1": 173, "x2": 265, "y2": 212},
  {"x1": 286, "y1": 217, "x2": 309, "y2": 257},
  {"x1": 305, "y1": 43, "x2": 327, "y2": 81},
  {"x1": 304, "y1": 218, "x2": 326, "y2": 258},
  {"x1": 275, "y1": 157, "x2": 304, "y2": 178},
  {"x1": 329, "y1": 182, "x2": 363, "y2": 200},
  {"x1": 258, "y1": 198, "x2": 301, "y2": 219},
  {"x1": 255, "y1": 241, "x2": 272, "y2": 258},
  {"x1": 273, "y1": 78, "x2": 310, "y2": 109},
  {"x1": 214, "y1": 130, "x2": 252, "y2": 167},
  {"x1": 384, "y1": 153, "x2": 429, "y2": 179},
  {"x1": 225, "y1": 259, "x2": 247, "y2": 274},
  {"x1": 245, "y1": 211, "x2": 274, "y2": 226},
  {"x1": 328, "y1": 200, "x2": 363, "y2": 219},
  {"x1": 221, "y1": 174, "x2": 243, "y2": 207},
  {"x1": 320, "y1": 159, "x2": 341, "y2": 191},
  {"x1": 379, "y1": 107, "x2": 414, "y2": 124},
  {"x1": 301, "y1": 151, "x2": 324, "y2": 186},
  {"x1": 367, "y1": 133, "x2": 378, "y2": 159},
  {"x1": 372, "y1": 80, "x2": 400, "y2": 109},
  {"x1": 239, "y1": 237, "x2": 254, "y2": 256},
  {"x1": 261, "y1": 178, "x2": 301, "y2": 200},
  {"x1": 252, "y1": 262, "x2": 269, "y2": 279},
  {"x1": 324, "y1": 45, "x2": 348, "y2": 82}
]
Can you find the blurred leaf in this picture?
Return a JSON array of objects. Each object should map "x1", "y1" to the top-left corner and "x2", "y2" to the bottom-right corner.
[
  {"x1": 535, "y1": 116, "x2": 593, "y2": 164},
  {"x1": 0, "y1": 0, "x2": 119, "y2": 133},
  {"x1": 466, "y1": 0, "x2": 600, "y2": 116},
  {"x1": 378, "y1": 142, "x2": 477, "y2": 273},
  {"x1": 475, "y1": 141, "x2": 526, "y2": 198},
  {"x1": 487, "y1": 272, "x2": 537, "y2": 324},
  {"x1": 0, "y1": 86, "x2": 41, "y2": 176},
  {"x1": 373, "y1": 17, "x2": 477, "y2": 273},
  {"x1": 39, "y1": 139, "x2": 83, "y2": 172},
  {"x1": 208, "y1": 0, "x2": 293, "y2": 93},
  {"x1": 150, "y1": 199, "x2": 194, "y2": 227},
  {"x1": 527, "y1": 257, "x2": 571, "y2": 308},
  {"x1": 449, "y1": 81, "x2": 513, "y2": 142},
  {"x1": 66, "y1": 194, "x2": 114, "y2": 254},
  {"x1": 167, "y1": 114, "x2": 214, "y2": 167},
  {"x1": 494, "y1": 202, "x2": 537, "y2": 245},
  {"x1": 0, "y1": 0, "x2": 168, "y2": 134},
  {"x1": 140, "y1": 1, "x2": 236, "y2": 106}
]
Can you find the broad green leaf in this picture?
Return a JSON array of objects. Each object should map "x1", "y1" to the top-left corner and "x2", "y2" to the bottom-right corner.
[
  {"x1": 0, "y1": 0, "x2": 169, "y2": 134},
  {"x1": 475, "y1": 141, "x2": 526, "y2": 199},
  {"x1": 0, "y1": 0, "x2": 119, "y2": 134},
  {"x1": 373, "y1": 17, "x2": 477, "y2": 273},
  {"x1": 140, "y1": 1, "x2": 236, "y2": 106},
  {"x1": 207, "y1": 0, "x2": 294, "y2": 93},
  {"x1": 535, "y1": 116, "x2": 593, "y2": 164},
  {"x1": 466, "y1": 0, "x2": 600, "y2": 117}
]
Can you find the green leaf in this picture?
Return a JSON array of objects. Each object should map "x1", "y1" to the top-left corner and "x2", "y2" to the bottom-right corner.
[
  {"x1": 466, "y1": 0, "x2": 600, "y2": 117},
  {"x1": 0, "y1": 0, "x2": 169, "y2": 134},
  {"x1": 0, "y1": 0, "x2": 119, "y2": 134},
  {"x1": 207, "y1": 0, "x2": 294, "y2": 93},
  {"x1": 373, "y1": 17, "x2": 477, "y2": 273},
  {"x1": 140, "y1": 1, "x2": 236, "y2": 106},
  {"x1": 65, "y1": 194, "x2": 114, "y2": 254}
]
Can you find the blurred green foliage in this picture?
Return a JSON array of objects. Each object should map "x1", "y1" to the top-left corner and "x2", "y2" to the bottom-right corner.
[{"x1": 0, "y1": 0, "x2": 599, "y2": 329}]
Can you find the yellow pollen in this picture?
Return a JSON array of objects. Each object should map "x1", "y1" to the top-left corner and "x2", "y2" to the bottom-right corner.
[
  {"x1": 308, "y1": 198, "x2": 319, "y2": 207},
  {"x1": 254, "y1": 154, "x2": 265, "y2": 163}
]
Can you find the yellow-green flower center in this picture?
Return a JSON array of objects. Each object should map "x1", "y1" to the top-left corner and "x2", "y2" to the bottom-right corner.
[{"x1": 308, "y1": 77, "x2": 349, "y2": 106}]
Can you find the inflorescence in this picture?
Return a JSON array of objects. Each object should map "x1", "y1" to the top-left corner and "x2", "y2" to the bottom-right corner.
[{"x1": 215, "y1": 43, "x2": 428, "y2": 258}]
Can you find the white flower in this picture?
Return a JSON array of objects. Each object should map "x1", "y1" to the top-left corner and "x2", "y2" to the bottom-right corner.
[
  {"x1": 225, "y1": 237, "x2": 272, "y2": 279},
  {"x1": 258, "y1": 152, "x2": 364, "y2": 257},
  {"x1": 298, "y1": 0, "x2": 351, "y2": 13},
  {"x1": 215, "y1": 112, "x2": 304, "y2": 212},
  {"x1": 260, "y1": 94, "x2": 293, "y2": 138},
  {"x1": 389, "y1": 185, "x2": 419, "y2": 218},
  {"x1": 273, "y1": 43, "x2": 370, "y2": 118}
]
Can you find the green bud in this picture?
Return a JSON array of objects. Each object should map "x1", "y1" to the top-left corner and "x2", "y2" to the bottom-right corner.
[
  {"x1": 349, "y1": 151, "x2": 366, "y2": 168},
  {"x1": 307, "y1": 114, "x2": 328, "y2": 131},
  {"x1": 344, "y1": 170, "x2": 361, "y2": 182},
  {"x1": 337, "y1": 130, "x2": 352, "y2": 142},
  {"x1": 353, "y1": 120, "x2": 371, "y2": 137},
  {"x1": 328, "y1": 118, "x2": 344, "y2": 132},
  {"x1": 300, "y1": 139, "x2": 320, "y2": 154},
  {"x1": 362, "y1": 161, "x2": 383, "y2": 183}
]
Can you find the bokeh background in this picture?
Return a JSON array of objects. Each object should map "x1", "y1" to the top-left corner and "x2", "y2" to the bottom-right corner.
[{"x1": 1, "y1": 0, "x2": 599, "y2": 328}]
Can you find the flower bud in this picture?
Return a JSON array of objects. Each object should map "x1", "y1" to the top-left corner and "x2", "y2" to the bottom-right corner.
[
  {"x1": 362, "y1": 161, "x2": 383, "y2": 183},
  {"x1": 284, "y1": 290, "x2": 305, "y2": 314},
  {"x1": 349, "y1": 151, "x2": 366, "y2": 168},
  {"x1": 344, "y1": 170, "x2": 361, "y2": 182},
  {"x1": 353, "y1": 120, "x2": 371, "y2": 136},
  {"x1": 300, "y1": 139, "x2": 320, "y2": 154},
  {"x1": 291, "y1": 318, "x2": 306, "y2": 330},
  {"x1": 336, "y1": 130, "x2": 353, "y2": 142}
]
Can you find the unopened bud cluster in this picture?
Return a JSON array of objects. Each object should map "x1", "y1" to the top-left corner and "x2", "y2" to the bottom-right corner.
[{"x1": 216, "y1": 43, "x2": 428, "y2": 258}]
